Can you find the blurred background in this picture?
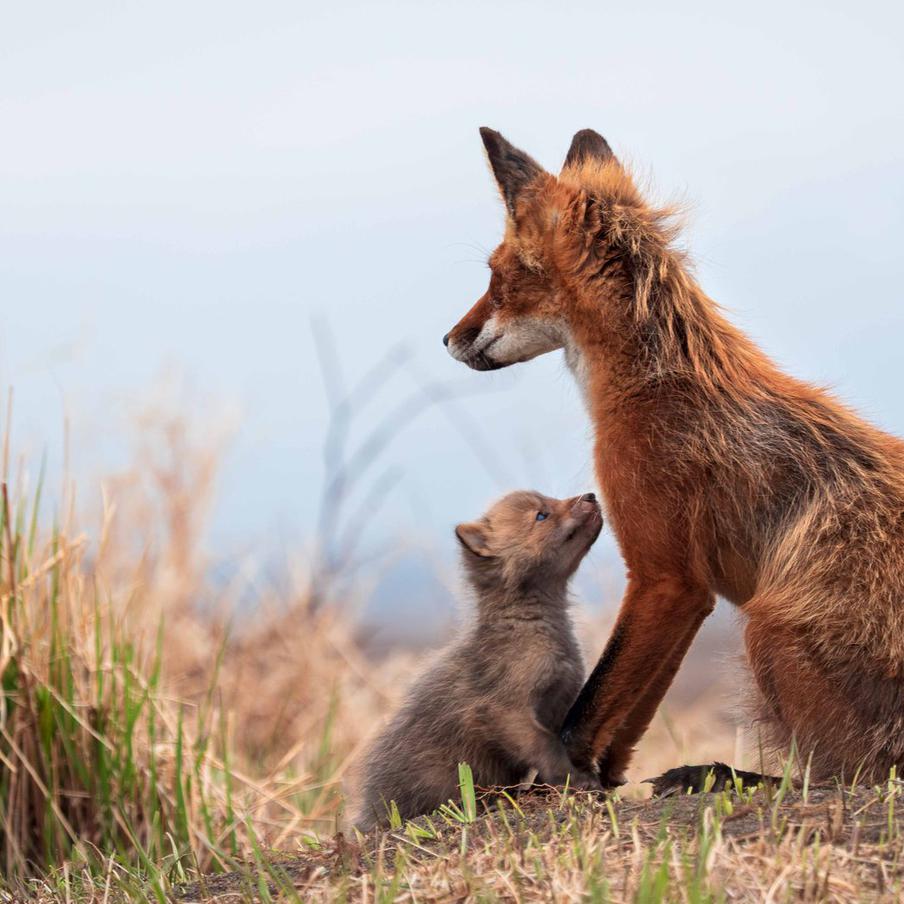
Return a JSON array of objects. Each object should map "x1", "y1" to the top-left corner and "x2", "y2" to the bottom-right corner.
[{"x1": 3, "y1": 0, "x2": 903, "y2": 645}]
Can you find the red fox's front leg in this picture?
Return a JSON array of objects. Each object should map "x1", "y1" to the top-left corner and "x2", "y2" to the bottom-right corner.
[
  {"x1": 594, "y1": 607, "x2": 711, "y2": 784},
  {"x1": 561, "y1": 577, "x2": 714, "y2": 780}
]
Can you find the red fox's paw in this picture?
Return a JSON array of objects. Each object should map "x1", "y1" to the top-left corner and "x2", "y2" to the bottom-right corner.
[
  {"x1": 598, "y1": 768, "x2": 627, "y2": 790},
  {"x1": 645, "y1": 762, "x2": 780, "y2": 798},
  {"x1": 568, "y1": 769, "x2": 604, "y2": 793}
]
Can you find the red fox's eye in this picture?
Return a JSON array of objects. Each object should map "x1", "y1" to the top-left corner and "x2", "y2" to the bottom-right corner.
[{"x1": 535, "y1": 512, "x2": 549, "y2": 522}]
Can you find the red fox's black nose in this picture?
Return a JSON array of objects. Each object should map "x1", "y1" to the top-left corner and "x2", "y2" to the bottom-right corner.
[
  {"x1": 580, "y1": 493, "x2": 597, "y2": 503},
  {"x1": 443, "y1": 333, "x2": 450, "y2": 347}
]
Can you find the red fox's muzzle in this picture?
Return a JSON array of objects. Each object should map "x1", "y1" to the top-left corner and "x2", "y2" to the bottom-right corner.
[
  {"x1": 443, "y1": 294, "x2": 506, "y2": 371},
  {"x1": 444, "y1": 294, "x2": 564, "y2": 372}
]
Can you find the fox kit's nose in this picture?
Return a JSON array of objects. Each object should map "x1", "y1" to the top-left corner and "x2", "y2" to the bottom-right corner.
[
  {"x1": 580, "y1": 492, "x2": 597, "y2": 503},
  {"x1": 442, "y1": 333, "x2": 450, "y2": 347}
]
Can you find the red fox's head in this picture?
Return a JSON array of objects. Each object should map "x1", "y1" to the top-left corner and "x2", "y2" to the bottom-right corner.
[{"x1": 444, "y1": 127, "x2": 640, "y2": 372}]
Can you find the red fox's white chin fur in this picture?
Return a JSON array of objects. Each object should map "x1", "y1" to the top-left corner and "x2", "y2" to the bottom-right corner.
[{"x1": 446, "y1": 314, "x2": 564, "y2": 371}]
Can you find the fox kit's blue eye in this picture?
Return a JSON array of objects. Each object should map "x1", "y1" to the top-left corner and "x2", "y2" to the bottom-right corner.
[{"x1": 536, "y1": 512, "x2": 549, "y2": 522}]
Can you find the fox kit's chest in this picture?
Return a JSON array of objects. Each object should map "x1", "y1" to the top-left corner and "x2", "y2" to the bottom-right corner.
[{"x1": 533, "y1": 651, "x2": 584, "y2": 730}]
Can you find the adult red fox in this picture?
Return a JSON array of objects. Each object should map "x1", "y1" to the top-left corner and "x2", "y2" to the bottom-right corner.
[{"x1": 444, "y1": 127, "x2": 904, "y2": 787}]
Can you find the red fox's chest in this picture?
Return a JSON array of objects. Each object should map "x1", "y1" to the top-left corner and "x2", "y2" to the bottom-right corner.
[{"x1": 589, "y1": 418, "x2": 759, "y2": 603}]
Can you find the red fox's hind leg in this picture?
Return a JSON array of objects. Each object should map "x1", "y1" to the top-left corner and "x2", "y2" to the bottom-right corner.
[{"x1": 742, "y1": 608, "x2": 904, "y2": 783}]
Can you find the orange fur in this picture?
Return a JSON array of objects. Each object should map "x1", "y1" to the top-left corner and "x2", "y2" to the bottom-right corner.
[{"x1": 445, "y1": 128, "x2": 904, "y2": 784}]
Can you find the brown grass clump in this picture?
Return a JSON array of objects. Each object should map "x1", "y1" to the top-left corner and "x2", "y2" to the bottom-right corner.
[{"x1": 0, "y1": 396, "x2": 409, "y2": 899}]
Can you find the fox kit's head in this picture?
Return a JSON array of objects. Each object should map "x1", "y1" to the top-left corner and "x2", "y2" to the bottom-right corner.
[
  {"x1": 444, "y1": 127, "x2": 648, "y2": 372},
  {"x1": 455, "y1": 490, "x2": 602, "y2": 594}
]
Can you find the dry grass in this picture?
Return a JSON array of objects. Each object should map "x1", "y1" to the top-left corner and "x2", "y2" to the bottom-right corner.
[
  {"x1": 0, "y1": 397, "x2": 407, "y2": 899},
  {"x1": 5, "y1": 392, "x2": 897, "y2": 902},
  {"x1": 176, "y1": 782, "x2": 904, "y2": 903}
]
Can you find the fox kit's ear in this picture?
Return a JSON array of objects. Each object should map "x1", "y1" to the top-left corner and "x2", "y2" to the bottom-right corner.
[
  {"x1": 479, "y1": 127, "x2": 545, "y2": 217},
  {"x1": 562, "y1": 129, "x2": 616, "y2": 170},
  {"x1": 455, "y1": 521, "x2": 493, "y2": 557}
]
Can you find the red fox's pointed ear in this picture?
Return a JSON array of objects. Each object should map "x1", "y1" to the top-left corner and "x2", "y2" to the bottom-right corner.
[
  {"x1": 479, "y1": 127, "x2": 545, "y2": 217},
  {"x1": 563, "y1": 129, "x2": 617, "y2": 170},
  {"x1": 455, "y1": 520, "x2": 493, "y2": 557}
]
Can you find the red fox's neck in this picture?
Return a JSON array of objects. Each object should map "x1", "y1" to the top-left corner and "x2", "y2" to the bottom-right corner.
[
  {"x1": 550, "y1": 177, "x2": 780, "y2": 409},
  {"x1": 561, "y1": 250, "x2": 898, "y2": 527},
  {"x1": 562, "y1": 266, "x2": 771, "y2": 415}
]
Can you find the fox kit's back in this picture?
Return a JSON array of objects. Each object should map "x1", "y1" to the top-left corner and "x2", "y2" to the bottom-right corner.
[{"x1": 352, "y1": 490, "x2": 602, "y2": 831}]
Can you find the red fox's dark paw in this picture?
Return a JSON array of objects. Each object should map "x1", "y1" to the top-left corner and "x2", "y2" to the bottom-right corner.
[
  {"x1": 646, "y1": 765, "x2": 711, "y2": 797},
  {"x1": 646, "y1": 762, "x2": 779, "y2": 798}
]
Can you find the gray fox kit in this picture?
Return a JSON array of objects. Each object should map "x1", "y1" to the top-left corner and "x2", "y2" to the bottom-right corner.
[{"x1": 352, "y1": 490, "x2": 602, "y2": 831}]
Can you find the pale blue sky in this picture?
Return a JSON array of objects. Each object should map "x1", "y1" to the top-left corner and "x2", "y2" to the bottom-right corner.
[{"x1": 3, "y1": 1, "x2": 903, "y2": 593}]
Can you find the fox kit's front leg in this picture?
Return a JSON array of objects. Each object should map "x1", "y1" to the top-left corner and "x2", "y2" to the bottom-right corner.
[
  {"x1": 492, "y1": 710, "x2": 601, "y2": 792},
  {"x1": 561, "y1": 577, "x2": 714, "y2": 782}
]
